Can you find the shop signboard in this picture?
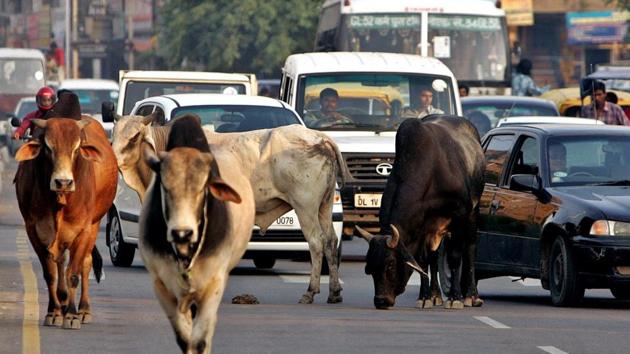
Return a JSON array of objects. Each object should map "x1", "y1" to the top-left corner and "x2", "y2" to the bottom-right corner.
[{"x1": 566, "y1": 11, "x2": 629, "y2": 45}]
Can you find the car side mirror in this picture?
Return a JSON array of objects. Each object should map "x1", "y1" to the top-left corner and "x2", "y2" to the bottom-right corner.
[
  {"x1": 101, "y1": 101, "x2": 116, "y2": 123},
  {"x1": 509, "y1": 174, "x2": 540, "y2": 192},
  {"x1": 10, "y1": 116, "x2": 21, "y2": 127}
]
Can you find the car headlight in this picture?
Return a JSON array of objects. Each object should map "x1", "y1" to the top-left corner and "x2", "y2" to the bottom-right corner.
[{"x1": 590, "y1": 220, "x2": 630, "y2": 236}]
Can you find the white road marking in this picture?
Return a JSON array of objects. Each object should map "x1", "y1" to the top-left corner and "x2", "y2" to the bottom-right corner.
[
  {"x1": 280, "y1": 275, "x2": 344, "y2": 284},
  {"x1": 538, "y1": 346, "x2": 568, "y2": 354},
  {"x1": 474, "y1": 316, "x2": 510, "y2": 329},
  {"x1": 510, "y1": 277, "x2": 542, "y2": 287}
]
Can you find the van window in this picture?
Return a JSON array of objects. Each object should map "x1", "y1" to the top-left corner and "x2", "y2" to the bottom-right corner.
[
  {"x1": 122, "y1": 81, "x2": 246, "y2": 114},
  {"x1": 0, "y1": 58, "x2": 45, "y2": 94},
  {"x1": 296, "y1": 73, "x2": 456, "y2": 131}
]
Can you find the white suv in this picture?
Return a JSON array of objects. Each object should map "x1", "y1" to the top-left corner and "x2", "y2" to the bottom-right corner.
[
  {"x1": 280, "y1": 52, "x2": 461, "y2": 237},
  {"x1": 107, "y1": 94, "x2": 343, "y2": 270}
]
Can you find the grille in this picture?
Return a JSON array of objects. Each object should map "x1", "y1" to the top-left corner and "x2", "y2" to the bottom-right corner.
[
  {"x1": 344, "y1": 153, "x2": 395, "y2": 181},
  {"x1": 250, "y1": 229, "x2": 305, "y2": 242}
]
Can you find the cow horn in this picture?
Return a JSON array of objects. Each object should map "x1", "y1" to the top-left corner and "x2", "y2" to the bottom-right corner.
[
  {"x1": 354, "y1": 225, "x2": 373, "y2": 242},
  {"x1": 142, "y1": 112, "x2": 158, "y2": 126},
  {"x1": 76, "y1": 119, "x2": 91, "y2": 130},
  {"x1": 31, "y1": 119, "x2": 47, "y2": 129},
  {"x1": 387, "y1": 224, "x2": 401, "y2": 249}
]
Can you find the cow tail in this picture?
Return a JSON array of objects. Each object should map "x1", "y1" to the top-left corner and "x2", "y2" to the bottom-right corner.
[
  {"x1": 92, "y1": 247, "x2": 103, "y2": 283},
  {"x1": 326, "y1": 139, "x2": 350, "y2": 188}
]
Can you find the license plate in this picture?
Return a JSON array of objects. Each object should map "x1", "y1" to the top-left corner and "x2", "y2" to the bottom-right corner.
[
  {"x1": 354, "y1": 193, "x2": 382, "y2": 208},
  {"x1": 273, "y1": 216, "x2": 295, "y2": 226}
]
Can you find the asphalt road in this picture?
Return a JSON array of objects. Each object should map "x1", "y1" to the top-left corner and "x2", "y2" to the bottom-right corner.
[{"x1": 1, "y1": 161, "x2": 630, "y2": 354}]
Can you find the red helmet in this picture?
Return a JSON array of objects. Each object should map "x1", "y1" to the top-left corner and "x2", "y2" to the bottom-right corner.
[{"x1": 36, "y1": 87, "x2": 56, "y2": 110}]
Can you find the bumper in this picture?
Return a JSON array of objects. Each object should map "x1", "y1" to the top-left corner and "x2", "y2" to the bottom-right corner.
[
  {"x1": 572, "y1": 236, "x2": 630, "y2": 287},
  {"x1": 340, "y1": 184, "x2": 384, "y2": 235}
]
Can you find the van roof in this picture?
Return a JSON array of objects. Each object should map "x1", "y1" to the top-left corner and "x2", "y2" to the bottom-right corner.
[
  {"x1": 59, "y1": 79, "x2": 119, "y2": 90},
  {"x1": 119, "y1": 70, "x2": 252, "y2": 83},
  {"x1": 322, "y1": 0, "x2": 504, "y2": 16},
  {"x1": 0, "y1": 48, "x2": 45, "y2": 60},
  {"x1": 283, "y1": 52, "x2": 455, "y2": 78}
]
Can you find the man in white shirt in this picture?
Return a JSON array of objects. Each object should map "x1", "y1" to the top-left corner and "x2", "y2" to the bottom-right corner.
[{"x1": 402, "y1": 87, "x2": 444, "y2": 119}]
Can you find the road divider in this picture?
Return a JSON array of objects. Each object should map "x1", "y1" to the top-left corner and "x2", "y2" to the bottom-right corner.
[{"x1": 17, "y1": 229, "x2": 40, "y2": 354}]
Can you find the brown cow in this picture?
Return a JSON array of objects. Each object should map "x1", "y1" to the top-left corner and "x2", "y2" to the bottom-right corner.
[{"x1": 15, "y1": 116, "x2": 117, "y2": 329}]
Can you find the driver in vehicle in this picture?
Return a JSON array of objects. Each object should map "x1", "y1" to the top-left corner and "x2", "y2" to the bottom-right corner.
[
  {"x1": 305, "y1": 88, "x2": 353, "y2": 128},
  {"x1": 549, "y1": 143, "x2": 568, "y2": 182},
  {"x1": 401, "y1": 87, "x2": 444, "y2": 119}
]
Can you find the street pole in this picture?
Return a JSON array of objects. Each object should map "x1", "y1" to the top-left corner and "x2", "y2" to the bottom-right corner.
[
  {"x1": 72, "y1": 0, "x2": 79, "y2": 79},
  {"x1": 65, "y1": 0, "x2": 71, "y2": 80}
]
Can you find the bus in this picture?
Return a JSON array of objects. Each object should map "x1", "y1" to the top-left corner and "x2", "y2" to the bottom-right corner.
[{"x1": 314, "y1": 0, "x2": 511, "y2": 95}]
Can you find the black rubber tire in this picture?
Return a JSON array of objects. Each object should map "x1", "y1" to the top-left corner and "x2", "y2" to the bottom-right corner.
[
  {"x1": 106, "y1": 212, "x2": 135, "y2": 267},
  {"x1": 253, "y1": 256, "x2": 276, "y2": 270},
  {"x1": 610, "y1": 286, "x2": 630, "y2": 300},
  {"x1": 321, "y1": 240, "x2": 343, "y2": 275},
  {"x1": 549, "y1": 236, "x2": 584, "y2": 306},
  {"x1": 438, "y1": 242, "x2": 462, "y2": 296}
]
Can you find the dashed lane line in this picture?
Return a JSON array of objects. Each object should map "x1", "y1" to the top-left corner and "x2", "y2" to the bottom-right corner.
[
  {"x1": 17, "y1": 229, "x2": 40, "y2": 354},
  {"x1": 474, "y1": 316, "x2": 510, "y2": 329},
  {"x1": 538, "y1": 346, "x2": 568, "y2": 354}
]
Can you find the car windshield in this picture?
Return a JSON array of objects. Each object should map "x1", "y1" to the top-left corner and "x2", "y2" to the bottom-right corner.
[
  {"x1": 122, "y1": 81, "x2": 247, "y2": 114},
  {"x1": 464, "y1": 101, "x2": 559, "y2": 128},
  {"x1": 297, "y1": 73, "x2": 456, "y2": 131},
  {"x1": 72, "y1": 89, "x2": 119, "y2": 116},
  {"x1": 172, "y1": 105, "x2": 301, "y2": 133},
  {"x1": 0, "y1": 58, "x2": 45, "y2": 94},
  {"x1": 548, "y1": 135, "x2": 630, "y2": 186},
  {"x1": 16, "y1": 100, "x2": 37, "y2": 117}
]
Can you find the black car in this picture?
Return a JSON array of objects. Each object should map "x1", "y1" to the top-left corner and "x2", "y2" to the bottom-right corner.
[
  {"x1": 475, "y1": 123, "x2": 630, "y2": 306},
  {"x1": 462, "y1": 96, "x2": 560, "y2": 136}
]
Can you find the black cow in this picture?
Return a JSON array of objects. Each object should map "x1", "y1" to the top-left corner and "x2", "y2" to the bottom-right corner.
[{"x1": 356, "y1": 115, "x2": 485, "y2": 310}]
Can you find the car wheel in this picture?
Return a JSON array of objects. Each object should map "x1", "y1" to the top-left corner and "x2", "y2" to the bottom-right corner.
[
  {"x1": 253, "y1": 256, "x2": 276, "y2": 270},
  {"x1": 610, "y1": 286, "x2": 630, "y2": 300},
  {"x1": 549, "y1": 236, "x2": 584, "y2": 306},
  {"x1": 106, "y1": 211, "x2": 135, "y2": 267},
  {"x1": 321, "y1": 240, "x2": 343, "y2": 275}
]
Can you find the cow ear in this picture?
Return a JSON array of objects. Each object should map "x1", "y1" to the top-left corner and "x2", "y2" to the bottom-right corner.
[
  {"x1": 80, "y1": 144, "x2": 103, "y2": 161},
  {"x1": 208, "y1": 177, "x2": 242, "y2": 204},
  {"x1": 143, "y1": 145, "x2": 163, "y2": 173},
  {"x1": 15, "y1": 141, "x2": 41, "y2": 161}
]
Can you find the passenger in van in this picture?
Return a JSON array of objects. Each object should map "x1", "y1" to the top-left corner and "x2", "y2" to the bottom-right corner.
[
  {"x1": 401, "y1": 87, "x2": 444, "y2": 119},
  {"x1": 305, "y1": 88, "x2": 353, "y2": 128}
]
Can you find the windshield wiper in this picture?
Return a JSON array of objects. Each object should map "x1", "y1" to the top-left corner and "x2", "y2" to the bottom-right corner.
[{"x1": 591, "y1": 180, "x2": 630, "y2": 186}]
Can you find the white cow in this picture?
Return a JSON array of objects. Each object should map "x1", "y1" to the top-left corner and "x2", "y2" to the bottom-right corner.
[{"x1": 113, "y1": 113, "x2": 347, "y2": 304}]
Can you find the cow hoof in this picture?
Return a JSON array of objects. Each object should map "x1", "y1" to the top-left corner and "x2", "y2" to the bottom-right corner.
[
  {"x1": 44, "y1": 314, "x2": 63, "y2": 327},
  {"x1": 327, "y1": 294, "x2": 343, "y2": 304},
  {"x1": 80, "y1": 312, "x2": 92, "y2": 324},
  {"x1": 415, "y1": 299, "x2": 433, "y2": 309},
  {"x1": 472, "y1": 297, "x2": 484, "y2": 307},
  {"x1": 63, "y1": 316, "x2": 81, "y2": 330},
  {"x1": 298, "y1": 294, "x2": 314, "y2": 304},
  {"x1": 432, "y1": 296, "x2": 444, "y2": 307},
  {"x1": 464, "y1": 297, "x2": 473, "y2": 307},
  {"x1": 444, "y1": 300, "x2": 464, "y2": 310}
]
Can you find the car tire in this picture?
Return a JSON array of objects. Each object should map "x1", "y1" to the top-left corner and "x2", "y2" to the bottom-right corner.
[
  {"x1": 610, "y1": 286, "x2": 630, "y2": 300},
  {"x1": 106, "y1": 211, "x2": 135, "y2": 267},
  {"x1": 437, "y1": 241, "x2": 462, "y2": 296},
  {"x1": 549, "y1": 236, "x2": 584, "y2": 306},
  {"x1": 253, "y1": 256, "x2": 276, "y2": 270},
  {"x1": 321, "y1": 240, "x2": 343, "y2": 276}
]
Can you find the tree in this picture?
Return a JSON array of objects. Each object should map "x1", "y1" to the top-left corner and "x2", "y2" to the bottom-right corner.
[{"x1": 157, "y1": 0, "x2": 321, "y2": 77}]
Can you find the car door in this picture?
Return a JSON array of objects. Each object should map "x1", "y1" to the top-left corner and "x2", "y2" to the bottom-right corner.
[
  {"x1": 486, "y1": 135, "x2": 541, "y2": 273},
  {"x1": 477, "y1": 133, "x2": 516, "y2": 272}
]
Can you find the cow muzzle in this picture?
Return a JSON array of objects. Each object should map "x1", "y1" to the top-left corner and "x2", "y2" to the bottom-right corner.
[{"x1": 374, "y1": 295, "x2": 395, "y2": 309}]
